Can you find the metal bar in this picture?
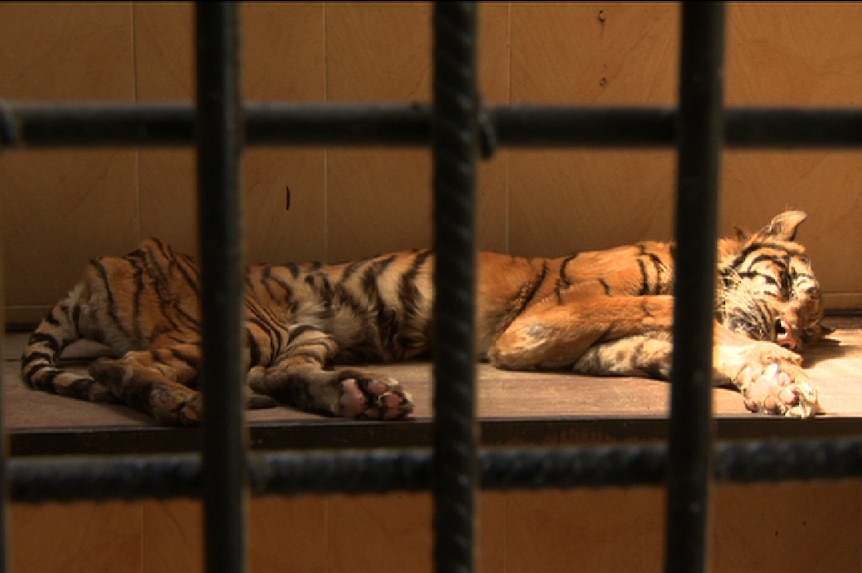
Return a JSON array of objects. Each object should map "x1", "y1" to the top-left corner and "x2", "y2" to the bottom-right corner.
[
  {"x1": 0, "y1": 102, "x2": 429, "y2": 147},
  {"x1": 196, "y1": 4, "x2": 247, "y2": 573},
  {"x1": 432, "y1": 3, "x2": 479, "y2": 573},
  {"x1": 7, "y1": 102, "x2": 862, "y2": 148},
  {"x1": 666, "y1": 4, "x2": 726, "y2": 573},
  {"x1": 725, "y1": 108, "x2": 862, "y2": 147},
  {"x1": 10, "y1": 437, "x2": 862, "y2": 503},
  {"x1": 491, "y1": 105, "x2": 676, "y2": 147},
  {"x1": 0, "y1": 213, "x2": 7, "y2": 573}
]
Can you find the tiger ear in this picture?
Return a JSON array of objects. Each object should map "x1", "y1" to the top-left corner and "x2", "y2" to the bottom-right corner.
[{"x1": 757, "y1": 210, "x2": 808, "y2": 241}]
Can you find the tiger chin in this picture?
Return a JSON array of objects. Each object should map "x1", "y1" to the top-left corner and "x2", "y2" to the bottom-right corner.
[{"x1": 21, "y1": 210, "x2": 827, "y2": 425}]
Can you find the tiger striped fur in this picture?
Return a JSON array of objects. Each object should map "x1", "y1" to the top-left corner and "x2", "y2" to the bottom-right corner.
[{"x1": 21, "y1": 210, "x2": 827, "y2": 424}]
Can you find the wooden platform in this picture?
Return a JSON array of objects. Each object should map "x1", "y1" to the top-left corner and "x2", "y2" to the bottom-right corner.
[{"x1": 5, "y1": 316, "x2": 862, "y2": 455}]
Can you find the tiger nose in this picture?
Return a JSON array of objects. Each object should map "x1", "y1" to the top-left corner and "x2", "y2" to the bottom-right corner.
[{"x1": 775, "y1": 319, "x2": 798, "y2": 351}]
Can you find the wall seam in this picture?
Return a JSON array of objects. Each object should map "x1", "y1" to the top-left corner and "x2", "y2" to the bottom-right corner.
[
  {"x1": 322, "y1": 1, "x2": 329, "y2": 263},
  {"x1": 130, "y1": 1, "x2": 142, "y2": 245},
  {"x1": 505, "y1": 1, "x2": 512, "y2": 254}
]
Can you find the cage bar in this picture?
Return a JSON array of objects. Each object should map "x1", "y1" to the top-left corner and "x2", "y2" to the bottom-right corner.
[
  {"x1": 195, "y1": 4, "x2": 248, "y2": 573},
  {"x1": 6, "y1": 103, "x2": 862, "y2": 148},
  {"x1": 431, "y1": 3, "x2": 480, "y2": 573},
  {"x1": 0, "y1": 233, "x2": 7, "y2": 573},
  {"x1": 665, "y1": 4, "x2": 726, "y2": 573},
  {"x1": 11, "y1": 436, "x2": 862, "y2": 504}
]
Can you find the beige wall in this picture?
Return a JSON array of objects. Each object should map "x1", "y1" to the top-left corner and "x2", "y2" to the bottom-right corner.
[{"x1": 2, "y1": 1, "x2": 862, "y2": 322}]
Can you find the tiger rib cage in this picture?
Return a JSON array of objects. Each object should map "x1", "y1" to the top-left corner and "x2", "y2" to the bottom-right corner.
[{"x1": 4, "y1": 3, "x2": 862, "y2": 573}]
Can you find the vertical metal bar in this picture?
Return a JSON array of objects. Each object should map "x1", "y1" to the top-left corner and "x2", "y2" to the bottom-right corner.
[
  {"x1": 665, "y1": 3, "x2": 726, "y2": 573},
  {"x1": 196, "y1": 4, "x2": 247, "y2": 573},
  {"x1": 0, "y1": 227, "x2": 8, "y2": 573},
  {"x1": 431, "y1": 3, "x2": 479, "y2": 573}
]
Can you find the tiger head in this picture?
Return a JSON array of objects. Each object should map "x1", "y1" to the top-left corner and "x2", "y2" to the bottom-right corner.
[{"x1": 716, "y1": 210, "x2": 829, "y2": 351}]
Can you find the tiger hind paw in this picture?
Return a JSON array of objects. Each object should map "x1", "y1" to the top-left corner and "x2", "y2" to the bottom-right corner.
[{"x1": 339, "y1": 373, "x2": 414, "y2": 420}]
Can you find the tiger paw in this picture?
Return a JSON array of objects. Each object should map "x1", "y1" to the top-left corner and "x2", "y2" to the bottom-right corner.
[
  {"x1": 149, "y1": 385, "x2": 202, "y2": 426},
  {"x1": 338, "y1": 371, "x2": 414, "y2": 420},
  {"x1": 737, "y1": 362, "x2": 820, "y2": 418},
  {"x1": 88, "y1": 380, "x2": 122, "y2": 404}
]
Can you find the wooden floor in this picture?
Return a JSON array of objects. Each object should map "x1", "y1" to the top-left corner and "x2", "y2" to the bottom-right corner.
[{"x1": 4, "y1": 316, "x2": 862, "y2": 453}]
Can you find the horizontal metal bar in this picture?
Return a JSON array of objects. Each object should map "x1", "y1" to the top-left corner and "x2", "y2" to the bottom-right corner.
[
  {"x1": 494, "y1": 106, "x2": 862, "y2": 148},
  {"x1": 0, "y1": 102, "x2": 430, "y2": 147},
  {"x1": 491, "y1": 105, "x2": 675, "y2": 146},
  {"x1": 9, "y1": 437, "x2": 862, "y2": 503},
  {"x1": 4, "y1": 102, "x2": 862, "y2": 148},
  {"x1": 726, "y1": 108, "x2": 862, "y2": 147},
  {"x1": 10, "y1": 454, "x2": 202, "y2": 502}
]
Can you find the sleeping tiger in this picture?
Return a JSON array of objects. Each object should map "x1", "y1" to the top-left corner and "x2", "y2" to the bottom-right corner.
[{"x1": 21, "y1": 210, "x2": 827, "y2": 424}]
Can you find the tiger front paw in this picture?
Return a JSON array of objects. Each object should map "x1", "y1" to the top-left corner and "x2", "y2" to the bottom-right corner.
[
  {"x1": 338, "y1": 371, "x2": 414, "y2": 420},
  {"x1": 737, "y1": 361, "x2": 820, "y2": 418}
]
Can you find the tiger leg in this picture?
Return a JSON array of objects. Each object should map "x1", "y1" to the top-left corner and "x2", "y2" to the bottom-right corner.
[
  {"x1": 488, "y1": 295, "x2": 674, "y2": 370},
  {"x1": 88, "y1": 344, "x2": 203, "y2": 425},
  {"x1": 24, "y1": 354, "x2": 119, "y2": 404},
  {"x1": 246, "y1": 325, "x2": 413, "y2": 419},
  {"x1": 573, "y1": 333, "x2": 673, "y2": 379},
  {"x1": 575, "y1": 327, "x2": 819, "y2": 418}
]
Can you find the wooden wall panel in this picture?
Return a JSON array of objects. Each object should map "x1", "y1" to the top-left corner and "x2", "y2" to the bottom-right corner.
[
  {"x1": 508, "y1": 3, "x2": 679, "y2": 257},
  {"x1": 9, "y1": 483, "x2": 862, "y2": 572},
  {"x1": 324, "y1": 3, "x2": 433, "y2": 261},
  {"x1": 325, "y1": 492, "x2": 507, "y2": 573},
  {"x1": 5, "y1": 2, "x2": 862, "y2": 316},
  {"x1": 325, "y1": 2, "x2": 510, "y2": 261},
  {"x1": 0, "y1": 2, "x2": 138, "y2": 324},
  {"x1": 725, "y1": 3, "x2": 862, "y2": 107},
  {"x1": 505, "y1": 488, "x2": 665, "y2": 572},
  {"x1": 712, "y1": 481, "x2": 862, "y2": 572},
  {"x1": 478, "y1": 2, "x2": 511, "y2": 253},
  {"x1": 242, "y1": 3, "x2": 328, "y2": 263},
  {"x1": 503, "y1": 2, "x2": 862, "y2": 309},
  {"x1": 134, "y1": 2, "x2": 328, "y2": 264},
  {"x1": 510, "y1": 3, "x2": 679, "y2": 106},
  {"x1": 142, "y1": 497, "x2": 330, "y2": 573},
  {"x1": 11, "y1": 502, "x2": 142, "y2": 573},
  {"x1": 139, "y1": 493, "x2": 505, "y2": 573},
  {"x1": 248, "y1": 497, "x2": 329, "y2": 573},
  {"x1": 722, "y1": 3, "x2": 862, "y2": 308},
  {"x1": 132, "y1": 2, "x2": 196, "y2": 259},
  {"x1": 141, "y1": 499, "x2": 201, "y2": 573}
]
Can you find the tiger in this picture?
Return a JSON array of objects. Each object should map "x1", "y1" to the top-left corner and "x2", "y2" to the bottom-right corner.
[{"x1": 21, "y1": 210, "x2": 827, "y2": 425}]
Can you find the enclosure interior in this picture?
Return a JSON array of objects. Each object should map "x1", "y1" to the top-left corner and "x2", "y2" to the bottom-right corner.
[{"x1": 3, "y1": 3, "x2": 862, "y2": 573}]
